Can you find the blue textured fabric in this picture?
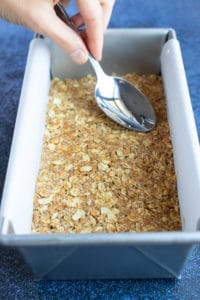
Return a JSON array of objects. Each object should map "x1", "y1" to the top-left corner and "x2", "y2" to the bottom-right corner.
[{"x1": 0, "y1": 0, "x2": 200, "y2": 298}]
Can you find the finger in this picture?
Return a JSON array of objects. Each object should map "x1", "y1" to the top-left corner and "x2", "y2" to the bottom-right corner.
[
  {"x1": 60, "y1": 0, "x2": 70, "y2": 7},
  {"x1": 34, "y1": 6, "x2": 88, "y2": 64},
  {"x1": 76, "y1": 0, "x2": 104, "y2": 60},
  {"x1": 70, "y1": 13, "x2": 84, "y2": 29},
  {"x1": 100, "y1": 0, "x2": 115, "y2": 31},
  {"x1": 52, "y1": 0, "x2": 70, "y2": 6}
]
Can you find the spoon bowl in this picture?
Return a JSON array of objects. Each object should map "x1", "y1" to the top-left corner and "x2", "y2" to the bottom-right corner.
[{"x1": 55, "y1": 2, "x2": 156, "y2": 132}]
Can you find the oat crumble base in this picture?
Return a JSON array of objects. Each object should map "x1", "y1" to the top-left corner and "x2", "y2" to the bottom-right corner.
[{"x1": 32, "y1": 73, "x2": 181, "y2": 233}]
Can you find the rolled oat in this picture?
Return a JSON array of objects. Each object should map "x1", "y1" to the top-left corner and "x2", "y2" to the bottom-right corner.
[{"x1": 32, "y1": 74, "x2": 181, "y2": 233}]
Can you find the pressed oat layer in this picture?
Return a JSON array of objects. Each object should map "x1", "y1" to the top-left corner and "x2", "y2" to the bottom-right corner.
[{"x1": 32, "y1": 74, "x2": 181, "y2": 233}]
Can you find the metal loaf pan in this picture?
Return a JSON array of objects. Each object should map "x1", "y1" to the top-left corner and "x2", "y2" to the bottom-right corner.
[{"x1": 1, "y1": 28, "x2": 200, "y2": 279}]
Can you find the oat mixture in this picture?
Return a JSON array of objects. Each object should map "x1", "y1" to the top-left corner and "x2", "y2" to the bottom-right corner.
[{"x1": 32, "y1": 74, "x2": 181, "y2": 233}]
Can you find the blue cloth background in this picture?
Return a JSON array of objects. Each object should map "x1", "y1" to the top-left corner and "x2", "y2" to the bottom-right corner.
[{"x1": 0, "y1": 0, "x2": 200, "y2": 299}]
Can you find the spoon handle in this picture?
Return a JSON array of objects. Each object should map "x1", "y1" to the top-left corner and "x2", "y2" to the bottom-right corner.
[{"x1": 54, "y1": 2, "x2": 79, "y2": 34}]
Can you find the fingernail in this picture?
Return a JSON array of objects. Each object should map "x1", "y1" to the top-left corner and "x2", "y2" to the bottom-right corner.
[{"x1": 70, "y1": 48, "x2": 88, "y2": 64}]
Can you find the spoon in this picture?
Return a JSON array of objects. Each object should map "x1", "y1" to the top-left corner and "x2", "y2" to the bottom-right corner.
[{"x1": 54, "y1": 2, "x2": 156, "y2": 132}]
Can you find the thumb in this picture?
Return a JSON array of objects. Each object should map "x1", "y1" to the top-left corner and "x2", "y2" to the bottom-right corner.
[
  {"x1": 36, "y1": 6, "x2": 88, "y2": 64},
  {"x1": 0, "y1": 0, "x2": 88, "y2": 64}
]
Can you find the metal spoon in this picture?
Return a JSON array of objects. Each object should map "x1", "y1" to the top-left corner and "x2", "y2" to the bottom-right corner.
[{"x1": 54, "y1": 2, "x2": 156, "y2": 132}]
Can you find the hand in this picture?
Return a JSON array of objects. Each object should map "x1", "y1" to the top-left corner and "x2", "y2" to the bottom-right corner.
[{"x1": 0, "y1": 0, "x2": 115, "y2": 64}]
